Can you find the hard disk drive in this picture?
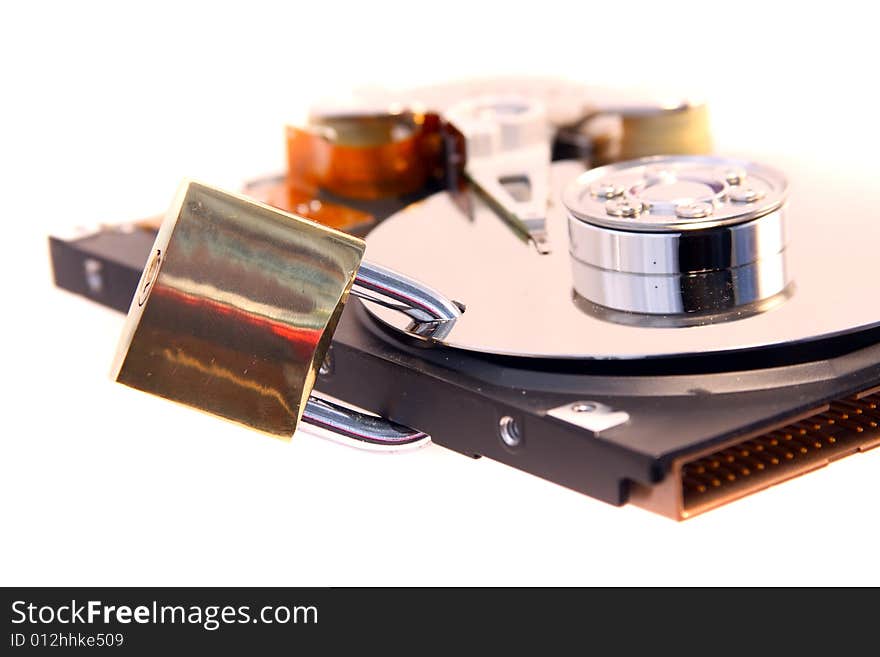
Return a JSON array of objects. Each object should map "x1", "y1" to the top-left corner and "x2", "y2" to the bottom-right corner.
[{"x1": 50, "y1": 78, "x2": 880, "y2": 520}]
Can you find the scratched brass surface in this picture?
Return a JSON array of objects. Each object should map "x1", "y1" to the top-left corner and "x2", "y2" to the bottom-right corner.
[{"x1": 112, "y1": 181, "x2": 366, "y2": 437}]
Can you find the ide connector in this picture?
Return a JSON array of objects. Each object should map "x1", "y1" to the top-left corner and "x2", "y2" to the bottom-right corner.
[{"x1": 632, "y1": 386, "x2": 880, "y2": 519}]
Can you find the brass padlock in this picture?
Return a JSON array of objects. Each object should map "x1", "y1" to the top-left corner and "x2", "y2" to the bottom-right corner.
[{"x1": 112, "y1": 181, "x2": 461, "y2": 441}]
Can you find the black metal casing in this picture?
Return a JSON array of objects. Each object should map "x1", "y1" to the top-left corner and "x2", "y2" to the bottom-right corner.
[
  {"x1": 320, "y1": 303, "x2": 880, "y2": 507},
  {"x1": 49, "y1": 202, "x2": 880, "y2": 516}
]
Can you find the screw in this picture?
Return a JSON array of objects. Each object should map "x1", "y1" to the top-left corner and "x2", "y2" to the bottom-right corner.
[
  {"x1": 675, "y1": 201, "x2": 713, "y2": 219},
  {"x1": 590, "y1": 182, "x2": 625, "y2": 199},
  {"x1": 729, "y1": 186, "x2": 765, "y2": 203},
  {"x1": 571, "y1": 402, "x2": 597, "y2": 413},
  {"x1": 724, "y1": 169, "x2": 746, "y2": 186},
  {"x1": 605, "y1": 199, "x2": 643, "y2": 218}
]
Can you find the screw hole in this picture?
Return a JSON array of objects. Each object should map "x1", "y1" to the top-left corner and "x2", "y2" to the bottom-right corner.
[
  {"x1": 318, "y1": 351, "x2": 334, "y2": 376},
  {"x1": 84, "y1": 258, "x2": 104, "y2": 295},
  {"x1": 498, "y1": 416, "x2": 522, "y2": 448}
]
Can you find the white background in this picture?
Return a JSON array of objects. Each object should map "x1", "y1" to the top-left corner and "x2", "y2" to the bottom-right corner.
[{"x1": 2, "y1": 1, "x2": 879, "y2": 585}]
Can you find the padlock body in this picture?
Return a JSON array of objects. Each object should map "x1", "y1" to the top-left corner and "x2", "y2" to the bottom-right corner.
[{"x1": 112, "y1": 181, "x2": 365, "y2": 437}]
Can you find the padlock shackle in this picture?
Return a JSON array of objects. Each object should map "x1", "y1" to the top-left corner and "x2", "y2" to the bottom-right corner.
[
  {"x1": 296, "y1": 259, "x2": 462, "y2": 447},
  {"x1": 351, "y1": 259, "x2": 464, "y2": 326},
  {"x1": 301, "y1": 396, "x2": 429, "y2": 448}
]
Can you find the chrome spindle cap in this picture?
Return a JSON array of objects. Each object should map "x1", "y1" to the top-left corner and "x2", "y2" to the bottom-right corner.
[{"x1": 564, "y1": 155, "x2": 790, "y2": 317}]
